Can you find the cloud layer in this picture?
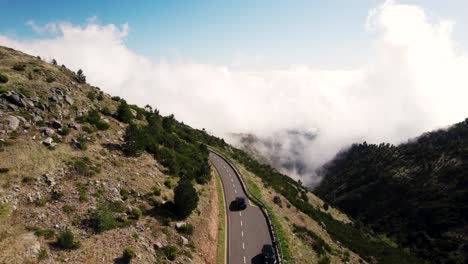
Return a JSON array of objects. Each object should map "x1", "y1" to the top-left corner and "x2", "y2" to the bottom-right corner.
[{"x1": 2, "y1": 1, "x2": 468, "y2": 185}]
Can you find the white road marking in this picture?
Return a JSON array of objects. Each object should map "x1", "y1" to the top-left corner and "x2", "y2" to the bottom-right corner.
[
  {"x1": 240, "y1": 220, "x2": 243, "y2": 226},
  {"x1": 242, "y1": 242, "x2": 245, "y2": 250},
  {"x1": 241, "y1": 231, "x2": 244, "y2": 237},
  {"x1": 231, "y1": 178, "x2": 233, "y2": 182},
  {"x1": 239, "y1": 212, "x2": 242, "y2": 216},
  {"x1": 243, "y1": 256, "x2": 246, "y2": 263},
  {"x1": 233, "y1": 184, "x2": 235, "y2": 188},
  {"x1": 234, "y1": 189, "x2": 237, "y2": 194}
]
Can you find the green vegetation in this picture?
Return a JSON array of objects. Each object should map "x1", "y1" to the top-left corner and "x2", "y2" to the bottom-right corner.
[
  {"x1": 34, "y1": 228, "x2": 55, "y2": 239},
  {"x1": 177, "y1": 223, "x2": 194, "y2": 236},
  {"x1": 293, "y1": 224, "x2": 331, "y2": 260},
  {"x1": 316, "y1": 118, "x2": 468, "y2": 263},
  {"x1": 174, "y1": 178, "x2": 199, "y2": 218},
  {"x1": 75, "y1": 69, "x2": 86, "y2": 83},
  {"x1": 57, "y1": 229, "x2": 81, "y2": 250},
  {"x1": 69, "y1": 157, "x2": 100, "y2": 177},
  {"x1": 75, "y1": 134, "x2": 88, "y2": 150},
  {"x1": 122, "y1": 247, "x2": 136, "y2": 263},
  {"x1": 219, "y1": 146, "x2": 419, "y2": 263},
  {"x1": 38, "y1": 248, "x2": 48, "y2": 261},
  {"x1": 88, "y1": 202, "x2": 134, "y2": 233},
  {"x1": 116, "y1": 100, "x2": 133, "y2": 123},
  {"x1": 162, "y1": 245, "x2": 178, "y2": 261},
  {"x1": 12, "y1": 63, "x2": 26, "y2": 71},
  {"x1": 0, "y1": 73, "x2": 8, "y2": 83},
  {"x1": 46, "y1": 76, "x2": 55, "y2": 83},
  {"x1": 78, "y1": 108, "x2": 110, "y2": 130}
]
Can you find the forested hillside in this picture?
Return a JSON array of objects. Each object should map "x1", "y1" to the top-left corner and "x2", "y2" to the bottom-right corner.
[{"x1": 316, "y1": 118, "x2": 468, "y2": 263}]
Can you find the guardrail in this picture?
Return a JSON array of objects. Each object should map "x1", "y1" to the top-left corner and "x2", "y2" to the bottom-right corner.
[{"x1": 208, "y1": 147, "x2": 284, "y2": 264}]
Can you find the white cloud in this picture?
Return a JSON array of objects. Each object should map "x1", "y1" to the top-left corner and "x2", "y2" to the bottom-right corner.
[{"x1": 1, "y1": 1, "x2": 468, "y2": 185}]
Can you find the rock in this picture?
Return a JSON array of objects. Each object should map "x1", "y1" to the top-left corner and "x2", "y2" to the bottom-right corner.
[
  {"x1": 44, "y1": 174, "x2": 56, "y2": 187},
  {"x1": 64, "y1": 95, "x2": 74, "y2": 105},
  {"x1": 42, "y1": 137, "x2": 53, "y2": 146},
  {"x1": 32, "y1": 115, "x2": 43, "y2": 122},
  {"x1": 175, "y1": 222, "x2": 187, "y2": 229},
  {"x1": 7, "y1": 104, "x2": 18, "y2": 111},
  {"x1": 20, "y1": 233, "x2": 41, "y2": 258},
  {"x1": 6, "y1": 116, "x2": 20, "y2": 131},
  {"x1": 154, "y1": 242, "x2": 163, "y2": 249},
  {"x1": 50, "y1": 120, "x2": 62, "y2": 129},
  {"x1": 3, "y1": 92, "x2": 24, "y2": 107},
  {"x1": 13, "y1": 185, "x2": 20, "y2": 192},
  {"x1": 40, "y1": 127, "x2": 55, "y2": 136},
  {"x1": 181, "y1": 235, "x2": 189, "y2": 245}
]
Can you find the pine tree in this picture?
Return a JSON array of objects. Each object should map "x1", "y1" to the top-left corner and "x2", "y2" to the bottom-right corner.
[
  {"x1": 123, "y1": 123, "x2": 147, "y2": 157},
  {"x1": 116, "y1": 100, "x2": 133, "y2": 123},
  {"x1": 174, "y1": 178, "x2": 198, "y2": 218}
]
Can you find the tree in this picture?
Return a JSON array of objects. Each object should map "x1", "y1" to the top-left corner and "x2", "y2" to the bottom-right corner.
[
  {"x1": 75, "y1": 69, "x2": 86, "y2": 83},
  {"x1": 174, "y1": 178, "x2": 198, "y2": 218},
  {"x1": 123, "y1": 123, "x2": 147, "y2": 157},
  {"x1": 116, "y1": 100, "x2": 133, "y2": 123},
  {"x1": 162, "y1": 114, "x2": 175, "y2": 132},
  {"x1": 52, "y1": 59, "x2": 57, "y2": 65}
]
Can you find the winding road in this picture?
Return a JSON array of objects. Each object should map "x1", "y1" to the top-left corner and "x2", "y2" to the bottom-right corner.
[{"x1": 209, "y1": 152, "x2": 274, "y2": 264}]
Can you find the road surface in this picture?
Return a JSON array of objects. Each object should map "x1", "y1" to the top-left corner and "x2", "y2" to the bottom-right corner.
[{"x1": 209, "y1": 152, "x2": 274, "y2": 264}]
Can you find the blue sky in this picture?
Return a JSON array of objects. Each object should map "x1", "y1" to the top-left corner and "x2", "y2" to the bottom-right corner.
[{"x1": 2, "y1": 0, "x2": 468, "y2": 69}]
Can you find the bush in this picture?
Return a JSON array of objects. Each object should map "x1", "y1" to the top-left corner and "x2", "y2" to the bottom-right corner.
[
  {"x1": 273, "y1": 195, "x2": 282, "y2": 207},
  {"x1": 46, "y1": 76, "x2": 55, "y2": 83},
  {"x1": 174, "y1": 179, "x2": 199, "y2": 219},
  {"x1": 89, "y1": 203, "x2": 119, "y2": 233},
  {"x1": 69, "y1": 157, "x2": 100, "y2": 176},
  {"x1": 323, "y1": 203, "x2": 329, "y2": 211},
  {"x1": 101, "y1": 106, "x2": 113, "y2": 116},
  {"x1": 162, "y1": 245, "x2": 178, "y2": 261},
  {"x1": 12, "y1": 63, "x2": 26, "y2": 71},
  {"x1": 0, "y1": 73, "x2": 8, "y2": 83},
  {"x1": 111, "y1": 96, "x2": 121, "y2": 101},
  {"x1": 57, "y1": 229, "x2": 80, "y2": 250},
  {"x1": 59, "y1": 126, "x2": 70, "y2": 136},
  {"x1": 122, "y1": 247, "x2": 136, "y2": 263},
  {"x1": 87, "y1": 92, "x2": 96, "y2": 101},
  {"x1": 177, "y1": 223, "x2": 194, "y2": 236},
  {"x1": 75, "y1": 134, "x2": 88, "y2": 150},
  {"x1": 34, "y1": 228, "x2": 55, "y2": 239},
  {"x1": 128, "y1": 208, "x2": 143, "y2": 220},
  {"x1": 123, "y1": 123, "x2": 147, "y2": 157},
  {"x1": 97, "y1": 93, "x2": 104, "y2": 101},
  {"x1": 75, "y1": 69, "x2": 86, "y2": 83},
  {"x1": 116, "y1": 100, "x2": 133, "y2": 123},
  {"x1": 50, "y1": 190, "x2": 64, "y2": 201},
  {"x1": 38, "y1": 248, "x2": 48, "y2": 261}
]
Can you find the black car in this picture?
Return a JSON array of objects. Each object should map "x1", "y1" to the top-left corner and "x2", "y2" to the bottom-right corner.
[
  {"x1": 262, "y1": 244, "x2": 276, "y2": 264},
  {"x1": 234, "y1": 196, "x2": 247, "y2": 210}
]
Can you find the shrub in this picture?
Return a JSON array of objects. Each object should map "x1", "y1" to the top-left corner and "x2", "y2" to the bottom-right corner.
[
  {"x1": 75, "y1": 134, "x2": 88, "y2": 150},
  {"x1": 164, "y1": 179, "x2": 172, "y2": 189},
  {"x1": 128, "y1": 208, "x2": 143, "y2": 220},
  {"x1": 89, "y1": 203, "x2": 119, "y2": 232},
  {"x1": 174, "y1": 179, "x2": 199, "y2": 219},
  {"x1": 52, "y1": 59, "x2": 57, "y2": 65},
  {"x1": 62, "y1": 205, "x2": 75, "y2": 214},
  {"x1": 177, "y1": 223, "x2": 194, "y2": 236},
  {"x1": 12, "y1": 63, "x2": 26, "y2": 71},
  {"x1": 87, "y1": 92, "x2": 96, "y2": 101},
  {"x1": 273, "y1": 195, "x2": 282, "y2": 207},
  {"x1": 95, "y1": 121, "x2": 110, "y2": 130},
  {"x1": 0, "y1": 73, "x2": 8, "y2": 83},
  {"x1": 77, "y1": 184, "x2": 88, "y2": 202},
  {"x1": 111, "y1": 96, "x2": 121, "y2": 101},
  {"x1": 59, "y1": 126, "x2": 71, "y2": 136},
  {"x1": 75, "y1": 69, "x2": 86, "y2": 83},
  {"x1": 162, "y1": 245, "x2": 178, "y2": 261},
  {"x1": 57, "y1": 230, "x2": 80, "y2": 250},
  {"x1": 38, "y1": 248, "x2": 48, "y2": 261},
  {"x1": 101, "y1": 106, "x2": 113, "y2": 116},
  {"x1": 50, "y1": 190, "x2": 64, "y2": 201},
  {"x1": 97, "y1": 93, "x2": 104, "y2": 101},
  {"x1": 116, "y1": 100, "x2": 133, "y2": 123},
  {"x1": 323, "y1": 203, "x2": 329, "y2": 211},
  {"x1": 122, "y1": 247, "x2": 136, "y2": 263},
  {"x1": 123, "y1": 123, "x2": 147, "y2": 157},
  {"x1": 0, "y1": 168, "x2": 9, "y2": 174},
  {"x1": 69, "y1": 157, "x2": 100, "y2": 176},
  {"x1": 46, "y1": 76, "x2": 55, "y2": 83},
  {"x1": 34, "y1": 228, "x2": 55, "y2": 239}
]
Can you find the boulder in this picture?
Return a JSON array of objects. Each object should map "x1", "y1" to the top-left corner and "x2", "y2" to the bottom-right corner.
[
  {"x1": 40, "y1": 127, "x2": 55, "y2": 136},
  {"x1": 6, "y1": 116, "x2": 20, "y2": 131},
  {"x1": 175, "y1": 222, "x2": 187, "y2": 229},
  {"x1": 50, "y1": 120, "x2": 62, "y2": 129},
  {"x1": 181, "y1": 235, "x2": 189, "y2": 245},
  {"x1": 3, "y1": 92, "x2": 24, "y2": 107},
  {"x1": 64, "y1": 95, "x2": 74, "y2": 105},
  {"x1": 42, "y1": 137, "x2": 53, "y2": 146}
]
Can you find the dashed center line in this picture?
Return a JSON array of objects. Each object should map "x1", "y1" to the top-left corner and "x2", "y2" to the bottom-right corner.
[
  {"x1": 241, "y1": 231, "x2": 244, "y2": 237},
  {"x1": 243, "y1": 256, "x2": 246, "y2": 264},
  {"x1": 242, "y1": 242, "x2": 245, "y2": 250},
  {"x1": 239, "y1": 212, "x2": 242, "y2": 216},
  {"x1": 240, "y1": 220, "x2": 243, "y2": 226}
]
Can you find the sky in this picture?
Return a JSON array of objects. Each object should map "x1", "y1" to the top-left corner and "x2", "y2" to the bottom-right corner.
[{"x1": 1, "y1": 0, "x2": 468, "y2": 185}]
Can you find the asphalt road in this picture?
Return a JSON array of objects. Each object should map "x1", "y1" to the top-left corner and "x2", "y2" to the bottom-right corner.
[{"x1": 209, "y1": 152, "x2": 273, "y2": 264}]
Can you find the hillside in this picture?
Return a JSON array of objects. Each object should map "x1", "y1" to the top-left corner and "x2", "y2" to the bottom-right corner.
[
  {"x1": 315, "y1": 119, "x2": 468, "y2": 263},
  {"x1": 0, "y1": 45, "x2": 421, "y2": 264},
  {"x1": 0, "y1": 46, "x2": 226, "y2": 263}
]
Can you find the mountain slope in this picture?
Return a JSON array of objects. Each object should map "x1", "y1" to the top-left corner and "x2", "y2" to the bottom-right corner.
[
  {"x1": 315, "y1": 119, "x2": 468, "y2": 263},
  {"x1": 0, "y1": 45, "x2": 224, "y2": 263}
]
